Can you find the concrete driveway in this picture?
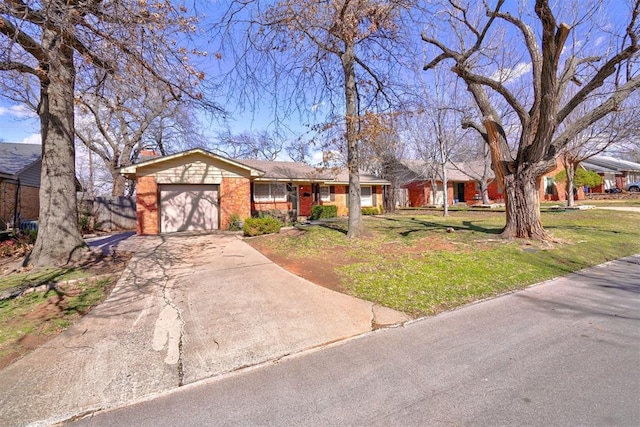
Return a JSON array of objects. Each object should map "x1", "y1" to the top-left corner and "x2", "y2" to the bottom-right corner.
[
  {"x1": 74, "y1": 255, "x2": 640, "y2": 427},
  {"x1": 0, "y1": 233, "x2": 408, "y2": 427}
]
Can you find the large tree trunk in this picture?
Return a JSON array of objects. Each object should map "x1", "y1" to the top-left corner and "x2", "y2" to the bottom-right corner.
[
  {"x1": 24, "y1": 34, "x2": 86, "y2": 268},
  {"x1": 501, "y1": 167, "x2": 548, "y2": 240},
  {"x1": 342, "y1": 44, "x2": 363, "y2": 238},
  {"x1": 484, "y1": 119, "x2": 553, "y2": 240}
]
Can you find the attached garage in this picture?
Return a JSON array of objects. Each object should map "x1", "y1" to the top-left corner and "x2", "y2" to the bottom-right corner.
[
  {"x1": 119, "y1": 149, "x2": 264, "y2": 235},
  {"x1": 159, "y1": 184, "x2": 219, "y2": 233}
]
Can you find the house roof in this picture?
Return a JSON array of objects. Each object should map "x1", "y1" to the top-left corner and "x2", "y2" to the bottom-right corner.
[
  {"x1": 236, "y1": 159, "x2": 333, "y2": 182},
  {"x1": 239, "y1": 159, "x2": 391, "y2": 185},
  {"x1": 119, "y1": 148, "x2": 265, "y2": 178},
  {"x1": 329, "y1": 170, "x2": 391, "y2": 185},
  {"x1": 581, "y1": 156, "x2": 640, "y2": 173},
  {"x1": 0, "y1": 143, "x2": 41, "y2": 177},
  {"x1": 119, "y1": 148, "x2": 390, "y2": 185},
  {"x1": 400, "y1": 159, "x2": 495, "y2": 183}
]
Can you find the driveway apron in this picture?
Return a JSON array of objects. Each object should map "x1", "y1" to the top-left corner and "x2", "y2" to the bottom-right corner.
[{"x1": 0, "y1": 233, "x2": 407, "y2": 426}]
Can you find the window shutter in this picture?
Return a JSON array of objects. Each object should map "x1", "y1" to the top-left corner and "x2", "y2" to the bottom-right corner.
[{"x1": 330, "y1": 185, "x2": 335, "y2": 201}]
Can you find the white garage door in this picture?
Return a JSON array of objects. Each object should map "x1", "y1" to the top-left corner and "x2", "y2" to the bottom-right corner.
[{"x1": 159, "y1": 185, "x2": 219, "y2": 233}]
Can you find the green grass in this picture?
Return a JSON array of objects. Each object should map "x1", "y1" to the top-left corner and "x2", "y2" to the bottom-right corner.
[
  {"x1": 255, "y1": 209, "x2": 639, "y2": 317},
  {"x1": 0, "y1": 268, "x2": 88, "y2": 294},
  {"x1": 0, "y1": 278, "x2": 112, "y2": 358}
]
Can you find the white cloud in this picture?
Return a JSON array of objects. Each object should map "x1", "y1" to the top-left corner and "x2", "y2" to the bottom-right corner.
[
  {"x1": 20, "y1": 133, "x2": 41, "y2": 145},
  {"x1": 310, "y1": 150, "x2": 324, "y2": 165},
  {"x1": 0, "y1": 104, "x2": 37, "y2": 119},
  {"x1": 491, "y1": 62, "x2": 532, "y2": 83}
]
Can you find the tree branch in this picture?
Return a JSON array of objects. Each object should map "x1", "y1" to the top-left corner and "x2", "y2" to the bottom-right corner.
[
  {"x1": 558, "y1": 24, "x2": 639, "y2": 123},
  {"x1": 553, "y1": 75, "x2": 640, "y2": 151},
  {"x1": 0, "y1": 61, "x2": 44, "y2": 79},
  {"x1": 0, "y1": 15, "x2": 47, "y2": 62}
]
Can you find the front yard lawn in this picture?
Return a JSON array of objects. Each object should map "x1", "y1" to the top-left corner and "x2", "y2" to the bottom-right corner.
[
  {"x1": 249, "y1": 209, "x2": 640, "y2": 317},
  {"x1": 0, "y1": 250, "x2": 132, "y2": 369}
]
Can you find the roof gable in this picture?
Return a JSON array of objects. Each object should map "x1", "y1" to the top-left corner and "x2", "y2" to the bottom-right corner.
[
  {"x1": 399, "y1": 159, "x2": 495, "y2": 182},
  {"x1": 119, "y1": 149, "x2": 265, "y2": 178}
]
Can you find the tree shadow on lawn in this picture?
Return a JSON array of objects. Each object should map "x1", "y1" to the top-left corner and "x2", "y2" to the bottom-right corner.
[
  {"x1": 317, "y1": 222, "x2": 348, "y2": 235},
  {"x1": 372, "y1": 216, "x2": 503, "y2": 237},
  {"x1": 544, "y1": 223, "x2": 633, "y2": 236},
  {"x1": 461, "y1": 220, "x2": 503, "y2": 235}
]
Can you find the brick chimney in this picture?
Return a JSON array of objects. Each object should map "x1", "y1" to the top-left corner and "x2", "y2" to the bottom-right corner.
[{"x1": 139, "y1": 148, "x2": 160, "y2": 160}]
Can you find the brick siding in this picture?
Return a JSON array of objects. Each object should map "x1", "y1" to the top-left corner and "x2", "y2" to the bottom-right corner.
[
  {"x1": 136, "y1": 176, "x2": 159, "y2": 235},
  {"x1": 220, "y1": 177, "x2": 251, "y2": 229},
  {"x1": 0, "y1": 181, "x2": 40, "y2": 226},
  {"x1": 406, "y1": 181, "x2": 427, "y2": 207}
]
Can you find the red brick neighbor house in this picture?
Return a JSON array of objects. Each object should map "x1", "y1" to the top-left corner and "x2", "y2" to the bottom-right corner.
[
  {"x1": 400, "y1": 158, "x2": 586, "y2": 207},
  {"x1": 400, "y1": 160, "x2": 492, "y2": 206},
  {"x1": 119, "y1": 148, "x2": 389, "y2": 235},
  {"x1": 0, "y1": 143, "x2": 41, "y2": 229}
]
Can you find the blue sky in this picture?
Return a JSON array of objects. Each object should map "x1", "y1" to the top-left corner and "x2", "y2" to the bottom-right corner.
[
  {"x1": 0, "y1": 101, "x2": 40, "y2": 144},
  {"x1": 0, "y1": 0, "x2": 630, "y2": 148}
]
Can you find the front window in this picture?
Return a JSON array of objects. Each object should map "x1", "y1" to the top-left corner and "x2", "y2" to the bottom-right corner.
[
  {"x1": 361, "y1": 186, "x2": 372, "y2": 207},
  {"x1": 254, "y1": 183, "x2": 287, "y2": 202},
  {"x1": 544, "y1": 177, "x2": 555, "y2": 195},
  {"x1": 319, "y1": 186, "x2": 331, "y2": 202}
]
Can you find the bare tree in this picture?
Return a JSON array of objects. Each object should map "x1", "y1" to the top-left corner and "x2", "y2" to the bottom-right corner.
[
  {"x1": 216, "y1": 0, "x2": 421, "y2": 237},
  {"x1": 0, "y1": 1, "x2": 212, "y2": 267},
  {"x1": 405, "y1": 71, "x2": 468, "y2": 215},
  {"x1": 451, "y1": 133, "x2": 494, "y2": 205},
  {"x1": 215, "y1": 129, "x2": 285, "y2": 160},
  {"x1": 75, "y1": 71, "x2": 206, "y2": 196},
  {"x1": 422, "y1": 0, "x2": 640, "y2": 239},
  {"x1": 357, "y1": 112, "x2": 409, "y2": 212},
  {"x1": 559, "y1": 106, "x2": 636, "y2": 206}
]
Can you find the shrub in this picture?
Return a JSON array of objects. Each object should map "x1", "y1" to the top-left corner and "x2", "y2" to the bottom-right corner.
[
  {"x1": 228, "y1": 213, "x2": 243, "y2": 231},
  {"x1": 79, "y1": 214, "x2": 91, "y2": 234},
  {"x1": 243, "y1": 217, "x2": 283, "y2": 237},
  {"x1": 362, "y1": 207, "x2": 380, "y2": 215},
  {"x1": 310, "y1": 205, "x2": 338, "y2": 220},
  {"x1": 253, "y1": 209, "x2": 290, "y2": 225}
]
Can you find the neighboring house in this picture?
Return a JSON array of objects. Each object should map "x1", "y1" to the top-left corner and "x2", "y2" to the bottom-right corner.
[
  {"x1": 0, "y1": 143, "x2": 41, "y2": 228},
  {"x1": 119, "y1": 148, "x2": 389, "y2": 235},
  {"x1": 399, "y1": 157, "x2": 585, "y2": 206},
  {"x1": 321, "y1": 170, "x2": 389, "y2": 216},
  {"x1": 581, "y1": 156, "x2": 640, "y2": 192},
  {"x1": 400, "y1": 159, "x2": 500, "y2": 206}
]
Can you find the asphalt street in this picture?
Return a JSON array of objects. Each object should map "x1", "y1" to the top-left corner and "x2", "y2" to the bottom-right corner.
[{"x1": 74, "y1": 255, "x2": 640, "y2": 427}]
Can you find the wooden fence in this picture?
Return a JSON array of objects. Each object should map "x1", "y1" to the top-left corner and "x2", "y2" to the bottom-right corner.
[{"x1": 82, "y1": 197, "x2": 136, "y2": 231}]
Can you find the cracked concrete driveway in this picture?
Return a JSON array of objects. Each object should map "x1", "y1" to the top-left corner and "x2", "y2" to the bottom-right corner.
[{"x1": 0, "y1": 233, "x2": 408, "y2": 427}]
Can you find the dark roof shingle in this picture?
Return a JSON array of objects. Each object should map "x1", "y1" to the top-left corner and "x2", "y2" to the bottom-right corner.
[{"x1": 0, "y1": 143, "x2": 41, "y2": 176}]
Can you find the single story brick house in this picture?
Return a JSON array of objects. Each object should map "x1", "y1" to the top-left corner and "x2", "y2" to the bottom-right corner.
[
  {"x1": 400, "y1": 158, "x2": 586, "y2": 207},
  {"x1": 119, "y1": 148, "x2": 389, "y2": 235},
  {"x1": 400, "y1": 160, "x2": 492, "y2": 206},
  {"x1": 0, "y1": 143, "x2": 42, "y2": 229}
]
